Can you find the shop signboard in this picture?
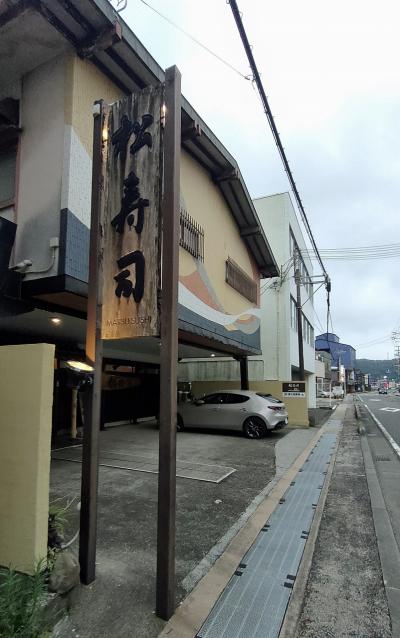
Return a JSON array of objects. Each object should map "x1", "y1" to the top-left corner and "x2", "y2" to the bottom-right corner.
[
  {"x1": 100, "y1": 87, "x2": 163, "y2": 340},
  {"x1": 282, "y1": 382, "x2": 306, "y2": 398}
]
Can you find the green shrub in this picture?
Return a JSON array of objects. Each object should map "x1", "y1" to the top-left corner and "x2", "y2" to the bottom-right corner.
[{"x1": 0, "y1": 563, "x2": 50, "y2": 638}]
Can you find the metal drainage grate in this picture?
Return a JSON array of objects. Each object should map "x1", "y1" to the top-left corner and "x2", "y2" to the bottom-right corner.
[
  {"x1": 196, "y1": 432, "x2": 337, "y2": 638},
  {"x1": 374, "y1": 456, "x2": 391, "y2": 462}
]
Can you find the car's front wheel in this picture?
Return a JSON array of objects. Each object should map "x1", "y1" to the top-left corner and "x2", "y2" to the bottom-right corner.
[{"x1": 243, "y1": 416, "x2": 268, "y2": 439}]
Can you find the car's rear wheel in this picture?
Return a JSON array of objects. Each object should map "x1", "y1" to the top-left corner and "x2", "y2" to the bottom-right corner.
[
  {"x1": 243, "y1": 416, "x2": 268, "y2": 439},
  {"x1": 177, "y1": 414, "x2": 184, "y2": 431}
]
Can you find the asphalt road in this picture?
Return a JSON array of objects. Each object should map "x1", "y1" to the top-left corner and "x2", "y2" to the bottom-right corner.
[{"x1": 360, "y1": 391, "x2": 400, "y2": 446}]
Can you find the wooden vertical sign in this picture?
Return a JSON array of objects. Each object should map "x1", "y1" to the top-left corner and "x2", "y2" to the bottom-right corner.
[
  {"x1": 101, "y1": 87, "x2": 163, "y2": 339},
  {"x1": 156, "y1": 66, "x2": 181, "y2": 621}
]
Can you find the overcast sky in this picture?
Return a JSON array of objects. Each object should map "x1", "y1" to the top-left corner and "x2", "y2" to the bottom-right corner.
[{"x1": 118, "y1": 0, "x2": 400, "y2": 360}]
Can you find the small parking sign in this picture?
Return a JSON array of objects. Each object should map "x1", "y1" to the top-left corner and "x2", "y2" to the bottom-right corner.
[{"x1": 282, "y1": 382, "x2": 306, "y2": 398}]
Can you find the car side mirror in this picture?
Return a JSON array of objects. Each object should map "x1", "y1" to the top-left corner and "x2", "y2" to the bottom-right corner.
[{"x1": 195, "y1": 399, "x2": 205, "y2": 406}]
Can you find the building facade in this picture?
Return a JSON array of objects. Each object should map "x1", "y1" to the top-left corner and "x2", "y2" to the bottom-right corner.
[
  {"x1": 252, "y1": 192, "x2": 316, "y2": 408},
  {"x1": 0, "y1": 0, "x2": 278, "y2": 394},
  {"x1": 315, "y1": 332, "x2": 356, "y2": 392}
]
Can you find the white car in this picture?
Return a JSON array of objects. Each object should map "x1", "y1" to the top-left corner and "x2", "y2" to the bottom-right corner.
[
  {"x1": 177, "y1": 390, "x2": 288, "y2": 439},
  {"x1": 318, "y1": 390, "x2": 332, "y2": 398}
]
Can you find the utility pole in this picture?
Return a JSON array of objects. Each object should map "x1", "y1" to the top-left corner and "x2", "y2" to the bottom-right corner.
[{"x1": 294, "y1": 251, "x2": 305, "y2": 381}]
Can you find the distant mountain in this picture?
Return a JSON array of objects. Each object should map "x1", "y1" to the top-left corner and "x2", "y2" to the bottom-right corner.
[{"x1": 355, "y1": 359, "x2": 397, "y2": 380}]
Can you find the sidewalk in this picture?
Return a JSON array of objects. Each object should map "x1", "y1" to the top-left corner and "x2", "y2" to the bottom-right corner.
[
  {"x1": 287, "y1": 401, "x2": 391, "y2": 637},
  {"x1": 161, "y1": 398, "x2": 393, "y2": 638}
]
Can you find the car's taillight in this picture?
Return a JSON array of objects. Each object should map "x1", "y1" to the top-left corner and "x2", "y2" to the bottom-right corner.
[{"x1": 269, "y1": 406, "x2": 282, "y2": 411}]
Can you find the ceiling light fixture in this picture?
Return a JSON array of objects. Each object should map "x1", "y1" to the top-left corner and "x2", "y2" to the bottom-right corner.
[
  {"x1": 66, "y1": 360, "x2": 94, "y2": 373},
  {"x1": 50, "y1": 317, "x2": 61, "y2": 325}
]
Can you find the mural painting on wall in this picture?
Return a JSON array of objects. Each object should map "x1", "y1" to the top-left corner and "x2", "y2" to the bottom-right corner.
[
  {"x1": 100, "y1": 87, "x2": 163, "y2": 340},
  {"x1": 178, "y1": 195, "x2": 261, "y2": 338}
]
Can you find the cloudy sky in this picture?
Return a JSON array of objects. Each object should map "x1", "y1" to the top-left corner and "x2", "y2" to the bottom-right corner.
[{"x1": 118, "y1": 0, "x2": 400, "y2": 360}]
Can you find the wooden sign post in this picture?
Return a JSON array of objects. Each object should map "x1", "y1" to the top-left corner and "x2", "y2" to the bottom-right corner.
[
  {"x1": 156, "y1": 65, "x2": 181, "y2": 620},
  {"x1": 79, "y1": 100, "x2": 105, "y2": 585},
  {"x1": 80, "y1": 84, "x2": 164, "y2": 584},
  {"x1": 80, "y1": 68, "x2": 181, "y2": 618}
]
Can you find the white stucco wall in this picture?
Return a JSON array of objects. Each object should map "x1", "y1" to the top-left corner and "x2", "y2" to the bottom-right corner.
[
  {"x1": 252, "y1": 192, "x2": 316, "y2": 408},
  {"x1": 9, "y1": 53, "x2": 123, "y2": 280},
  {"x1": 16, "y1": 56, "x2": 66, "y2": 277}
]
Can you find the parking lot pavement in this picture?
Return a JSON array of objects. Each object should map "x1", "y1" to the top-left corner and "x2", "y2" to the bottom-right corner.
[{"x1": 52, "y1": 420, "x2": 287, "y2": 638}]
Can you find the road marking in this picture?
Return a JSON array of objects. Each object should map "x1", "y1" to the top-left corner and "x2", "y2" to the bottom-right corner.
[
  {"x1": 370, "y1": 399, "x2": 381, "y2": 402},
  {"x1": 380, "y1": 407, "x2": 400, "y2": 413},
  {"x1": 362, "y1": 402, "x2": 400, "y2": 460}
]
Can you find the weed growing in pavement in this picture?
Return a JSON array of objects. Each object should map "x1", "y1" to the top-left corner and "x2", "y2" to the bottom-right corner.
[{"x1": 0, "y1": 562, "x2": 52, "y2": 638}]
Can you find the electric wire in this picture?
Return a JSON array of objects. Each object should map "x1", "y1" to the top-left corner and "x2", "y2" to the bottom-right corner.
[
  {"x1": 135, "y1": 0, "x2": 250, "y2": 80},
  {"x1": 260, "y1": 256, "x2": 294, "y2": 295},
  {"x1": 314, "y1": 309, "x2": 326, "y2": 334},
  {"x1": 356, "y1": 338, "x2": 393, "y2": 349},
  {"x1": 134, "y1": 0, "x2": 333, "y2": 337},
  {"x1": 301, "y1": 242, "x2": 400, "y2": 260},
  {"x1": 359, "y1": 338, "x2": 393, "y2": 347},
  {"x1": 227, "y1": 0, "x2": 328, "y2": 281}
]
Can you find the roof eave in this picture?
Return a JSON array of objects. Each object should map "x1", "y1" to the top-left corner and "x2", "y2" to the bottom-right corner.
[{"x1": 1, "y1": 0, "x2": 278, "y2": 278}]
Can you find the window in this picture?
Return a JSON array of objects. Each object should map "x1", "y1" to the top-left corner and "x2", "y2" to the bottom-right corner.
[
  {"x1": 203, "y1": 394, "x2": 224, "y2": 404},
  {"x1": 290, "y1": 296, "x2": 298, "y2": 331},
  {"x1": 226, "y1": 257, "x2": 257, "y2": 303},
  {"x1": 289, "y1": 231, "x2": 294, "y2": 257},
  {"x1": 302, "y1": 315, "x2": 314, "y2": 345},
  {"x1": 221, "y1": 393, "x2": 249, "y2": 404},
  {"x1": 257, "y1": 393, "x2": 281, "y2": 403},
  {"x1": 289, "y1": 228, "x2": 313, "y2": 300},
  {"x1": 291, "y1": 298, "x2": 314, "y2": 344},
  {"x1": 179, "y1": 208, "x2": 204, "y2": 260},
  {"x1": 0, "y1": 147, "x2": 17, "y2": 207},
  {"x1": 0, "y1": 98, "x2": 19, "y2": 208}
]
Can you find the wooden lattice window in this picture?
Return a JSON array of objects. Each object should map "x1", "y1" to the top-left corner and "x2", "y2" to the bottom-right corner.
[
  {"x1": 226, "y1": 258, "x2": 257, "y2": 303},
  {"x1": 179, "y1": 209, "x2": 204, "y2": 261}
]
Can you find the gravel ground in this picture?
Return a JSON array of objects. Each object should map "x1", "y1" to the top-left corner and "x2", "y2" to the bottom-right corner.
[{"x1": 295, "y1": 409, "x2": 391, "y2": 638}]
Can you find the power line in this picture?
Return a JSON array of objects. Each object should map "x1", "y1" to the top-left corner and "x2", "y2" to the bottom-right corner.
[
  {"x1": 301, "y1": 242, "x2": 400, "y2": 261},
  {"x1": 314, "y1": 309, "x2": 326, "y2": 334},
  {"x1": 356, "y1": 334, "x2": 393, "y2": 347},
  {"x1": 357, "y1": 339, "x2": 393, "y2": 349},
  {"x1": 227, "y1": 0, "x2": 328, "y2": 282},
  {"x1": 135, "y1": 0, "x2": 250, "y2": 81},
  {"x1": 304, "y1": 242, "x2": 400, "y2": 251}
]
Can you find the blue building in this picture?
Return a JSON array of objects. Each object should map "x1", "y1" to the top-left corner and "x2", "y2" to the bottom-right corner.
[{"x1": 315, "y1": 333, "x2": 356, "y2": 369}]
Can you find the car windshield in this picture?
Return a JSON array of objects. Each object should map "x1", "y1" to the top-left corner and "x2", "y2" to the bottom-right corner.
[{"x1": 256, "y1": 393, "x2": 282, "y2": 404}]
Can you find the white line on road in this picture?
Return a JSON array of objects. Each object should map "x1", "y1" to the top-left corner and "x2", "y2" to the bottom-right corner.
[
  {"x1": 380, "y1": 407, "x2": 400, "y2": 413},
  {"x1": 363, "y1": 402, "x2": 400, "y2": 460}
]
